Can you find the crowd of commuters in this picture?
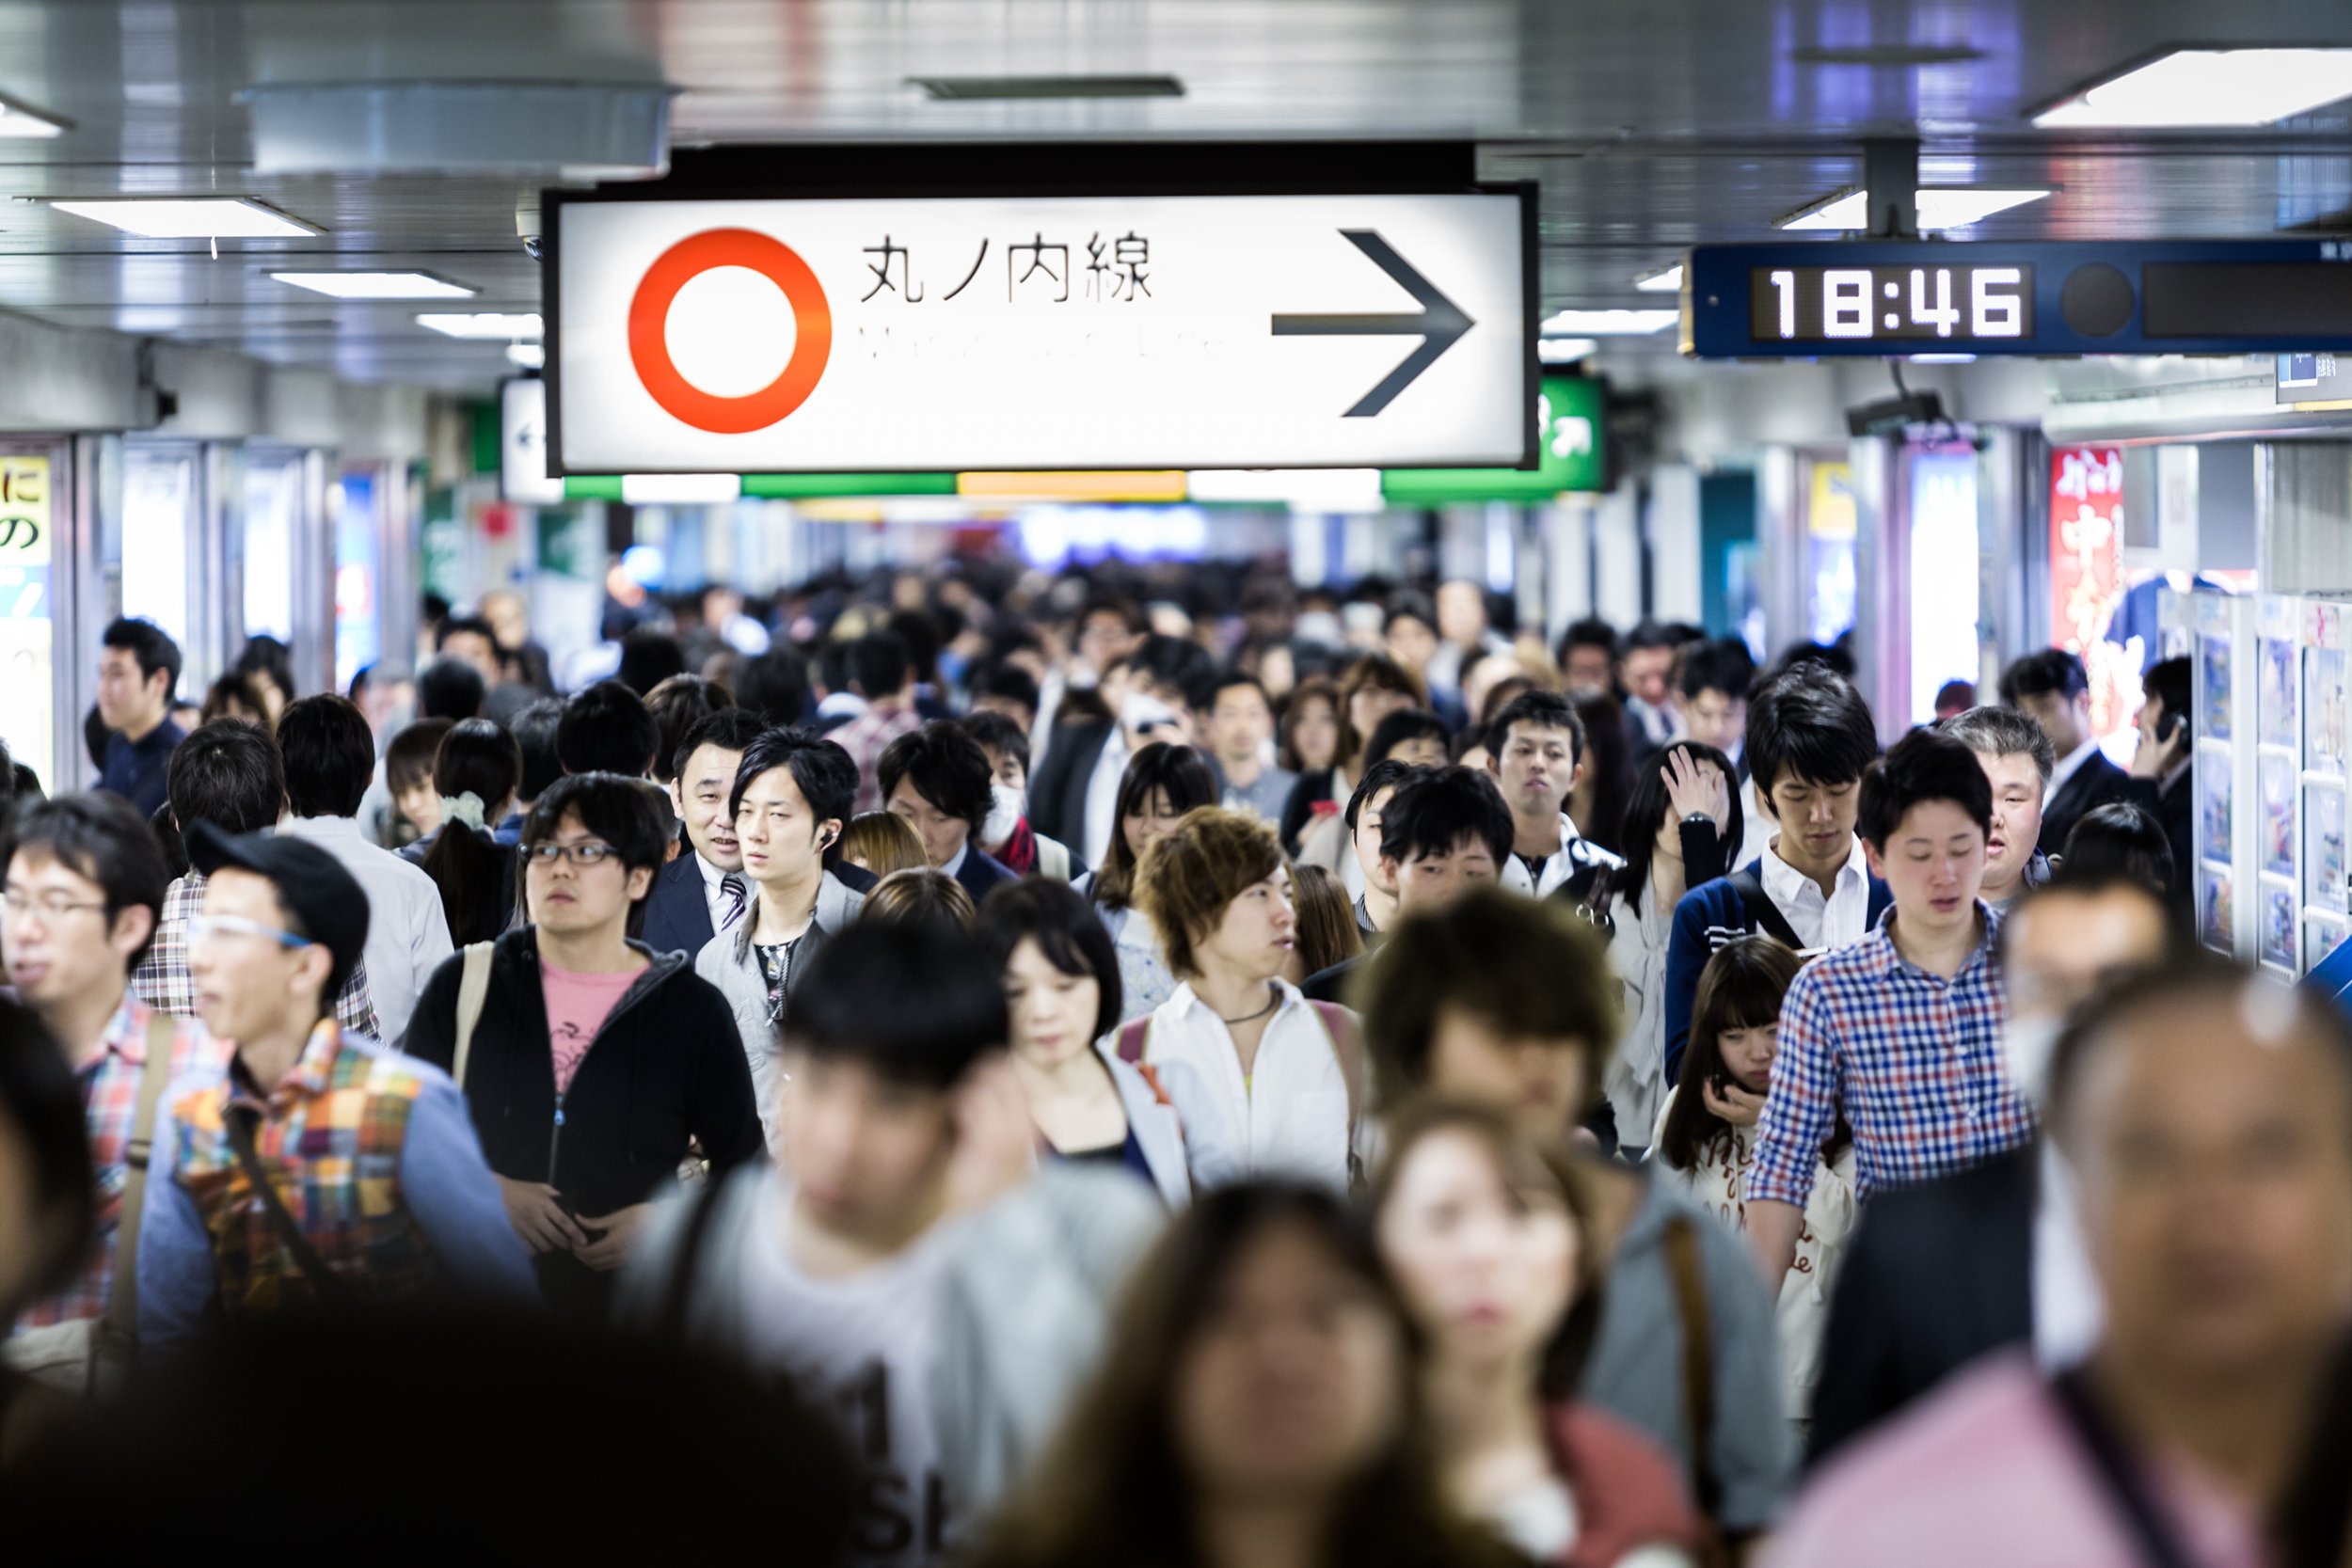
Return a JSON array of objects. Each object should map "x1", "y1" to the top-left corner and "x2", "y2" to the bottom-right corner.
[{"x1": 11, "y1": 573, "x2": 2345, "y2": 1568}]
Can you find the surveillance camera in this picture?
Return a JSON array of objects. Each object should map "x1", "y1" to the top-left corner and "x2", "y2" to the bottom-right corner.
[{"x1": 516, "y1": 194, "x2": 542, "y2": 260}]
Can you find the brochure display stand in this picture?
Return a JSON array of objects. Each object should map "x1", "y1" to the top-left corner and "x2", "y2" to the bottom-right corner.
[
  {"x1": 2255, "y1": 596, "x2": 2301, "y2": 974},
  {"x1": 2192, "y1": 593, "x2": 2255, "y2": 961},
  {"x1": 2305, "y1": 602, "x2": 2349, "y2": 974}
]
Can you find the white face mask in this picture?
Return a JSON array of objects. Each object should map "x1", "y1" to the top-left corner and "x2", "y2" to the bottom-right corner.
[
  {"x1": 983, "y1": 781, "x2": 1025, "y2": 847},
  {"x1": 2002, "y1": 1012, "x2": 2064, "y2": 1111}
]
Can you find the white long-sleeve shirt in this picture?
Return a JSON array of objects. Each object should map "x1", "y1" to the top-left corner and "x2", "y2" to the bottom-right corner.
[
  {"x1": 276, "y1": 815, "x2": 454, "y2": 1045},
  {"x1": 1136, "y1": 980, "x2": 1356, "y2": 1193}
]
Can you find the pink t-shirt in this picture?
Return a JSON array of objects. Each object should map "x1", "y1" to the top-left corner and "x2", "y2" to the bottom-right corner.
[
  {"x1": 540, "y1": 959, "x2": 641, "y2": 1095},
  {"x1": 1762, "y1": 1354, "x2": 2264, "y2": 1568}
]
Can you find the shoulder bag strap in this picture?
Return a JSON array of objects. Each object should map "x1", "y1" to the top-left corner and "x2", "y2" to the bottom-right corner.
[
  {"x1": 2050, "y1": 1369, "x2": 2204, "y2": 1568},
  {"x1": 95, "y1": 1013, "x2": 181, "y2": 1376},
  {"x1": 1725, "y1": 866, "x2": 1805, "y2": 953},
  {"x1": 222, "y1": 1104, "x2": 355, "y2": 1305},
  {"x1": 1115, "y1": 1017, "x2": 1152, "y2": 1066},
  {"x1": 1661, "y1": 1216, "x2": 1724, "y2": 1520},
  {"x1": 658, "y1": 1177, "x2": 731, "y2": 1344},
  {"x1": 451, "y1": 942, "x2": 496, "y2": 1088}
]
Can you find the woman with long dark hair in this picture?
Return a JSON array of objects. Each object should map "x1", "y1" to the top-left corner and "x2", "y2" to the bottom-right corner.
[
  {"x1": 1652, "y1": 936, "x2": 1853, "y2": 1433},
  {"x1": 1375, "y1": 1102, "x2": 1698, "y2": 1566},
  {"x1": 1279, "y1": 654, "x2": 1428, "y2": 856},
  {"x1": 1591, "y1": 741, "x2": 1741, "y2": 1156},
  {"x1": 970, "y1": 1182, "x2": 1520, "y2": 1568},
  {"x1": 415, "y1": 719, "x2": 524, "y2": 946},
  {"x1": 1078, "y1": 741, "x2": 1218, "y2": 1022}
]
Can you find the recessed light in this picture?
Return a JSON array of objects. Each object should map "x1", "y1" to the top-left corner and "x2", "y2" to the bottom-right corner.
[
  {"x1": 506, "y1": 342, "x2": 546, "y2": 369},
  {"x1": 621, "y1": 473, "x2": 740, "y2": 505},
  {"x1": 1777, "y1": 186, "x2": 2052, "y2": 230},
  {"x1": 50, "y1": 198, "x2": 321, "y2": 239},
  {"x1": 910, "y1": 74, "x2": 1184, "y2": 101},
  {"x1": 271, "y1": 271, "x2": 477, "y2": 300},
  {"x1": 1634, "y1": 263, "x2": 1683, "y2": 293},
  {"x1": 0, "y1": 94, "x2": 69, "y2": 138},
  {"x1": 1789, "y1": 44, "x2": 1983, "y2": 68},
  {"x1": 417, "y1": 311, "x2": 543, "y2": 340},
  {"x1": 1538, "y1": 337, "x2": 1600, "y2": 364},
  {"x1": 1538, "y1": 309, "x2": 1678, "y2": 336},
  {"x1": 2034, "y1": 48, "x2": 2352, "y2": 129}
]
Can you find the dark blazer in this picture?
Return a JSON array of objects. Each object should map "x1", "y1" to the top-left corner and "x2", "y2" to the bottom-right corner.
[
  {"x1": 1029, "y1": 719, "x2": 1117, "y2": 851},
  {"x1": 640, "y1": 849, "x2": 719, "y2": 958},
  {"x1": 953, "y1": 845, "x2": 1017, "y2": 905},
  {"x1": 1807, "y1": 1144, "x2": 2035, "y2": 1469},
  {"x1": 2121, "y1": 769, "x2": 2195, "y2": 923},
  {"x1": 2038, "y1": 748, "x2": 2133, "y2": 859}
]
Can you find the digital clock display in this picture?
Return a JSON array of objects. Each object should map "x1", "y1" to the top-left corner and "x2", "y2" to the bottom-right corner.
[{"x1": 1748, "y1": 264, "x2": 2037, "y2": 343}]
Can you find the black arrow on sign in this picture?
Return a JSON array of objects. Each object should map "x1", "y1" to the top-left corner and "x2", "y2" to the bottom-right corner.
[{"x1": 1271, "y1": 230, "x2": 1475, "y2": 417}]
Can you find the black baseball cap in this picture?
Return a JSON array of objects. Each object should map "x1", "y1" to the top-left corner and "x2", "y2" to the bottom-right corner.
[{"x1": 185, "y1": 820, "x2": 371, "y2": 1000}]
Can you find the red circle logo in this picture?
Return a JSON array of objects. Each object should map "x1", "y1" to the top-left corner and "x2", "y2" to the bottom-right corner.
[{"x1": 628, "y1": 229, "x2": 831, "y2": 434}]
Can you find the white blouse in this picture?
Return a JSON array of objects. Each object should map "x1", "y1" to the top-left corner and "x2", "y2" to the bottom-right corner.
[
  {"x1": 1136, "y1": 980, "x2": 1358, "y2": 1193},
  {"x1": 1604, "y1": 888, "x2": 1675, "y2": 1149}
]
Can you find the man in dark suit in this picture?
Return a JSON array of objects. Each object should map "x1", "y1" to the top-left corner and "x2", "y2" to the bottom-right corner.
[
  {"x1": 2120, "y1": 656, "x2": 2194, "y2": 924},
  {"x1": 1026, "y1": 633, "x2": 1216, "y2": 865},
  {"x1": 876, "y1": 721, "x2": 1016, "y2": 905},
  {"x1": 2000, "y1": 648, "x2": 2133, "y2": 859},
  {"x1": 1807, "y1": 869, "x2": 2171, "y2": 1467},
  {"x1": 1027, "y1": 705, "x2": 1119, "y2": 856},
  {"x1": 642, "y1": 708, "x2": 771, "y2": 958}
]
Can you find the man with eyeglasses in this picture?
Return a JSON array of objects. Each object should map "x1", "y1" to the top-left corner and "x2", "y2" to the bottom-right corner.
[
  {"x1": 406, "y1": 773, "x2": 761, "y2": 1320},
  {"x1": 137, "y1": 822, "x2": 532, "y2": 1342},
  {"x1": 4, "y1": 794, "x2": 228, "y2": 1384}
]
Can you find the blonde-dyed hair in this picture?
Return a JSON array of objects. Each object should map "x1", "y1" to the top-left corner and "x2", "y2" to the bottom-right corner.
[{"x1": 1132, "y1": 806, "x2": 1284, "y2": 979}]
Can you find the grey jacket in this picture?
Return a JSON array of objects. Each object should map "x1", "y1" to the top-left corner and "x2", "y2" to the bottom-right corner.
[
  {"x1": 618, "y1": 1160, "x2": 1165, "y2": 1521},
  {"x1": 692, "y1": 871, "x2": 866, "y2": 1141}
]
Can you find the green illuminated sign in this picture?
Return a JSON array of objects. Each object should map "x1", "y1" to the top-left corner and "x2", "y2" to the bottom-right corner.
[{"x1": 1380, "y1": 375, "x2": 1604, "y2": 503}]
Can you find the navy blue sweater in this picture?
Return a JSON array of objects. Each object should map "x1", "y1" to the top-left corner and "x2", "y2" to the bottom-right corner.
[{"x1": 1662, "y1": 861, "x2": 1893, "y2": 1087}]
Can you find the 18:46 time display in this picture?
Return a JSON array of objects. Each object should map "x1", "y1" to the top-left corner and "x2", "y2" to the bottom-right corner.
[{"x1": 1749, "y1": 264, "x2": 2036, "y2": 342}]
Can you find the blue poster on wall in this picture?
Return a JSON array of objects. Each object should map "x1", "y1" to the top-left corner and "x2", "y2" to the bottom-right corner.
[{"x1": 335, "y1": 470, "x2": 381, "y2": 693}]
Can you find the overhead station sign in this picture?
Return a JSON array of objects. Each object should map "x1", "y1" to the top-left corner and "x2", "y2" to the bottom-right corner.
[
  {"x1": 1682, "y1": 239, "x2": 2352, "y2": 358},
  {"x1": 548, "y1": 190, "x2": 1534, "y2": 474}
]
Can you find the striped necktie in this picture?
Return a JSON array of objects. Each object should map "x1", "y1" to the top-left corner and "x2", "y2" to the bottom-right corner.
[{"x1": 718, "y1": 874, "x2": 748, "y2": 931}]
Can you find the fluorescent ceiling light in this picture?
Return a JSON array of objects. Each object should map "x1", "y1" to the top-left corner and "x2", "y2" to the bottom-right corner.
[
  {"x1": 271, "y1": 271, "x2": 476, "y2": 300},
  {"x1": 621, "y1": 473, "x2": 741, "y2": 505},
  {"x1": 0, "y1": 95, "x2": 69, "y2": 138},
  {"x1": 506, "y1": 342, "x2": 546, "y2": 369},
  {"x1": 1186, "y1": 469, "x2": 1384, "y2": 511},
  {"x1": 911, "y1": 74, "x2": 1184, "y2": 101},
  {"x1": 50, "y1": 198, "x2": 320, "y2": 239},
  {"x1": 1634, "y1": 264, "x2": 1682, "y2": 293},
  {"x1": 1908, "y1": 353, "x2": 1979, "y2": 364},
  {"x1": 417, "y1": 311, "x2": 542, "y2": 340},
  {"x1": 1537, "y1": 337, "x2": 1600, "y2": 364},
  {"x1": 2034, "y1": 48, "x2": 2352, "y2": 129},
  {"x1": 1777, "y1": 186, "x2": 2052, "y2": 230},
  {"x1": 1538, "y1": 309, "x2": 1678, "y2": 336}
]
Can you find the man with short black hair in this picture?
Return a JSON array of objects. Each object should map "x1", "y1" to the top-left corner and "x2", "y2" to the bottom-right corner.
[
  {"x1": 133, "y1": 721, "x2": 379, "y2": 1036},
  {"x1": 1303, "y1": 765, "x2": 1509, "y2": 1003},
  {"x1": 1675, "y1": 639, "x2": 1755, "y2": 774},
  {"x1": 1621, "y1": 620, "x2": 1685, "y2": 751},
  {"x1": 1940, "y1": 704, "x2": 2056, "y2": 910},
  {"x1": 643, "y1": 707, "x2": 770, "y2": 958},
  {"x1": 833, "y1": 631, "x2": 922, "y2": 816},
  {"x1": 501, "y1": 698, "x2": 564, "y2": 847},
  {"x1": 139, "y1": 822, "x2": 532, "y2": 1341},
  {"x1": 1661, "y1": 662, "x2": 1888, "y2": 1086},
  {"x1": 879, "y1": 721, "x2": 1014, "y2": 907},
  {"x1": 1747, "y1": 729, "x2": 2030, "y2": 1295},
  {"x1": 1999, "y1": 647, "x2": 2131, "y2": 857},
  {"x1": 1341, "y1": 757, "x2": 1424, "y2": 942},
  {"x1": 96, "y1": 617, "x2": 184, "y2": 816},
  {"x1": 1203, "y1": 671, "x2": 1295, "y2": 825},
  {"x1": 1482, "y1": 689, "x2": 1623, "y2": 901},
  {"x1": 1558, "y1": 616, "x2": 1620, "y2": 696},
  {"x1": 276, "y1": 695, "x2": 452, "y2": 1044},
  {"x1": 416, "y1": 657, "x2": 485, "y2": 721},
  {"x1": 960, "y1": 710, "x2": 1078, "y2": 880},
  {"x1": 695, "y1": 727, "x2": 869, "y2": 1137},
  {"x1": 555, "y1": 678, "x2": 662, "y2": 779},
  {"x1": 968, "y1": 662, "x2": 1041, "y2": 736},
  {"x1": 5, "y1": 794, "x2": 227, "y2": 1355},
  {"x1": 406, "y1": 773, "x2": 760, "y2": 1319},
  {"x1": 2122, "y1": 655, "x2": 2194, "y2": 920},
  {"x1": 626, "y1": 921, "x2": 1163, "y2": 1547},
  {"x1": 435, "y1": 614, "x2": 504, "y2": 689}
]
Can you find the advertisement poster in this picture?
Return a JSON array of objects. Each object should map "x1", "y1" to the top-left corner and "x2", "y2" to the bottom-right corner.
[
  {"x1": 2201, "y1": 865, "x2": 2233, "y2": 955},
  {"x1": 2201, "y1": 634, "x2": 2233, "y2": 742},
  {"x1": 2310, "y1": 913, "x2": 2350, "y2": 982},
  {"x1": 2200, "y1": 752, "x2": 2233, "y2": 866},
  {"x1": 2048, "y1": 446, "x2": 2139, "y2": 748},
  {"x1": 2264, "y1": 881, "x2": 2299, "y2": 971},
  {"x1": 2311, "y1": 646, "x2": 2348, "y2": 779},
  {"x1": 2311, "y1": 784, "x2": 2348, "y2": 915},
  {"x1": 2264, "y1": 752, "x2": 2299, "y2": 878},
  {"x1": 0, "y1": 451, "x2": 52, "y2": 793},
  {"x1": 2262, "y1": 636, "x2": 2301, "y2": 750}
]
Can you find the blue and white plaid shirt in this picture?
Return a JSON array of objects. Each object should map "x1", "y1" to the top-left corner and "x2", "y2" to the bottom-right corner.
[{"x1": 1749, "y1": 904, "x2": 2032, "y2": 1209}]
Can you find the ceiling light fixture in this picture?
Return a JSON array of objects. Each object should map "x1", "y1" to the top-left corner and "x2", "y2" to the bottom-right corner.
[
  {"x1": 621, "y1": 473, "x2": 741, "y2": 505},
  {"x1": 1538, "y1": 309, "x2": 1678, "y2": 336},
  {"x1": 2033, "y1": 47, "x2": 2352, "y2": 129},
  {"x1": 0, "y1": 93, "x2": 70, "y2": 138},
  {"x1": 51, "y1": 198, "x2": 321, "y2": 239},
  {"x1": 1789, "y1": 44, "x2": 1984, "y2": 68},
  {"x1": 1776, "y1": 186, "x2": 2052, "y2": 230},
  {"x1": 417, "y1": 311, "x2": 543, "y2": 340},
  {"x1": 1537, "y1": 337, "x2": 1600, "y2": 364},
  {"x1": 1633, "y1": 263, "x2": 1683, "y2": 293},
  {"x1": 506, "y1": 342, "x2": 546, "y2": 369},
  {"x1": 910, "y1": 74, "x2": 1184, "y2": 101},
  {"x1": 271, "y1": 271, "x2": 477, "y2": 300}
]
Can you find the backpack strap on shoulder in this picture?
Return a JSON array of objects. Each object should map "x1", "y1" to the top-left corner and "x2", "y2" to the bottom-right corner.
[
  {"x1": 451, "y1": 941, "x2": 496, "y2": 1088},
  {"x1": 1115, "y1": 1016, "x2": 1152, "y2": 1066},
  {"x1": 1725, "y1": 866, "x2": 1805, "y2": 952}
]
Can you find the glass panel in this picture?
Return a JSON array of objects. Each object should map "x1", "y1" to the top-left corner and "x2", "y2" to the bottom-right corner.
[
  {"x1": 243, "y1": 453, "x2": 299, "y2": 642},
  {"x1": 121, "y1": 447, "x2": 193, "y2": 650}
]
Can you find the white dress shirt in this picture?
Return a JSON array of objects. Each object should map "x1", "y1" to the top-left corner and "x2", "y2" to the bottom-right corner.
[
  {"x1": 276, "y1": 815, "x2": 455, "y2": 1045},
  {"x1": 1138, "y1": 980, "x2": 1354, "y2": 1192},
  {"x1": 2046, "y1": 736, "x2": 2102, "y2": 804},
  {"x1": 1757, "y1": 833, "x2": 1871, "y2": 953},
  {"x1": 2032, "y1": 1140, "x2": 2103, "y2": 1370},
  {"x1": 1080, "y1": 730, "x2": 1129, "y2": 870},
  {"x1": 694, "y1": 851, "x2": 747, "y2": 930},
  {"x1": 1498, "y1": 814, "x2": 1599, "y2": 899}
]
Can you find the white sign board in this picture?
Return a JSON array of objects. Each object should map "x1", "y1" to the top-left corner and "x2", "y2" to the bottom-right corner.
[
  {"x1": 501, "y1": 377, "x2": 566, "y2": 505},
  {"x1": 550, "y1": 191, "x2": 1532, "y2": 473}
]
